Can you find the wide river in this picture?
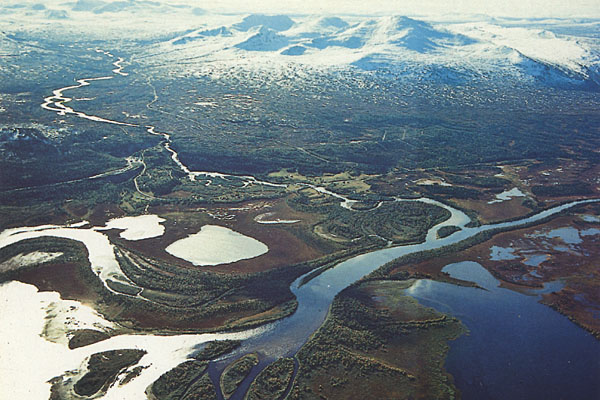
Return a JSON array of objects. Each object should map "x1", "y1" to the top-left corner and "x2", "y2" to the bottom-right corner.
[
  {"x1": 211, "y1": 198, "x2": 600, "y2": 399},
  {"x1": 411, "y1": 261, "x2": 600, "y2": 400},
  {"x1": 1, "y1": 198, "x2": 598, "y2": 399},
  {"x1": 1, "y1": 50, "x2": 596, "y2": 399}
]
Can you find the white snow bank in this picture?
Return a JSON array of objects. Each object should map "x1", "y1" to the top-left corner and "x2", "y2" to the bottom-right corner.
[
  {"x1": 0, "y1": 280, "x2": 262, "y2": 400},
  {"x1": 447, "y1": 22, "x2": 591, "y2": 75},
  {"x1": 488, "y1": 187, "x2": 526, "y2": 204},
  {"x1": 0, "y1": 251, "x2": 62, "y2": 273},
  {"x1": 166, "y1": 225, "x2": 268, "y2": 266},
  {"x1": 102, "y1": 215, "x2": 166, "y2": 240}
]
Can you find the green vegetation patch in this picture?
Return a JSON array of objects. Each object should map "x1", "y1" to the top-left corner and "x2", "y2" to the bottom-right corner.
[
  {"x1": 114, "y1": 247, "x2": 314, "y2": 329},
  {"x1": 247, "y1": 357, "x2": 295, "y2": 400},
  {"x1": 298, "y1": 199, "x2": 450, "y2": 245},
  {"x1": 106, "y1": 279, "x2": 142, "y2": 296},
  {"x1": 0, "y1": 237, "x2": 88, "y2": 282},
  {"x1": 148, "y1": 340, "x2": 238, "y2": 399},
  {"x1": 181, "y1": 374, "x2": 217, "y2": 400},
  {"x1": 119, "y1": 365, "x2": 146, "y2": 386},
  {"x1": 74, "y1": 349, "x2": 146, "y2": 397},
  {"x1": 220, "y1": 353, "x2": 259, "y2": 398},
  {"x1": 0, "y1": 126, "x2": 129, "y2": 190},
  {"x1": 149, "y1": 360, "x2": 208, "y2": 400},
  {"x1": 194, "y1": 340, "x2": 241, "y2": 361},
  {"x1": 420, "y1": 184, "x2": 482, "y2": 199},
  {"x1": 68, "y1": 329, "x2": 111, "y2": 349},
  {"x1": 532, "y1": 183, "x2": 593, "y2": 197},
  {"x1": 437, "y1": 225, "x2": 461, "y2": 239},
  {"x1": 288, "y1": 281, "x2": 465, "y2": 399}
]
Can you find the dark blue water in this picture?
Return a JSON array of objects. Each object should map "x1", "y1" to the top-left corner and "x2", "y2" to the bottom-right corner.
[
  {"x1": 210, "y1": 200, "x2": 600, "y2": 399},
  {"x1": 406, "y1": 261, "x2": 600, "y2": 400}
]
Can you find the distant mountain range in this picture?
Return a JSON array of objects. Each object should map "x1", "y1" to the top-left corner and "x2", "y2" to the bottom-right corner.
[
  {"x1": 1, "y1": 1, "x2": 598, "y2": 89},
  {"x1": 157, "y1": 14, "x2": 599, "y2": 88},
  {"x1": 145, "y1": 15, "x2": 600, "y2": 87}
]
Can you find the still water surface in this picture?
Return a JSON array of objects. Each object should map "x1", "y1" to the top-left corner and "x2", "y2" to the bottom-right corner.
[{"x1": 406, "y1": 261, "x2": 600, "y2": 400}]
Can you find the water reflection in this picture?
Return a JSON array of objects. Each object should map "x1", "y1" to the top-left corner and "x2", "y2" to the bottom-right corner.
[{"x1": 406, "y1": 261, "x2": 600, "y2": 400}]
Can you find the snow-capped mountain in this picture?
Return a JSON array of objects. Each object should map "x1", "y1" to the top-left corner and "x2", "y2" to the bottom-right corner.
[
  {"x1": 236, "y1": 27, "x2": 289, "y2": 52},
  {"x1": 150, "y1": 14, "x2": 598, "y2": 88},
  {"x1": 1, "y1": 1, "x2": 598, "y2": 88}
]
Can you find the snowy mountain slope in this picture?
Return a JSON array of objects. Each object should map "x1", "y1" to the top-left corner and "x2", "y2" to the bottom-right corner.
[
  {"x1": 281, "y1": 45, "x2": 307, "y2": 56},
  {"x1": 142, "y1": 14, "x2": 597, "y2": 88},
  {"x1": 70, "y1": 0, "x2": 107, "y2": 12},
  {"x1": 233, "y1": 14, "x2": 295, "y2": 32},
  {"x1": 447, "y1": 23, "x2": 595, "y2": 76},
  {"x1": 172, "y1": 27, "x2": 233, "y2": 46},
  {"x1": 381, "y1": 16, "x2": 477, "y2": 53},
  {"x1": 44, "y1": 9, "x2": 69, "y2": 19},
  {"x1": 236, "y1": 27, "x2": 290, "y2": 51},
  {"x1": 0, "y1": 3, "x2": 597, "y2": 88}
]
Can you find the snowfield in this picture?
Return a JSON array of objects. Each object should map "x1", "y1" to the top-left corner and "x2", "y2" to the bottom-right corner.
[{"x1": 1, "y1": 2, "x2": 598, "y2": 88}]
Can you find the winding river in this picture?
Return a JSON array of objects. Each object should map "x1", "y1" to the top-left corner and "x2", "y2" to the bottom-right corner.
[
  {"x1": 2, "y1": 197, "x2": 598, "y2": 399},
  {"x1": 1, "y1": 49, "x2": 595, "y2": 399}
]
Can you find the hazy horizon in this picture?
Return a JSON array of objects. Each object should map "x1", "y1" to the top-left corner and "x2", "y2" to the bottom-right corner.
[{"x1": 2, "y1": 0, "x2": 599, "y2": 19}]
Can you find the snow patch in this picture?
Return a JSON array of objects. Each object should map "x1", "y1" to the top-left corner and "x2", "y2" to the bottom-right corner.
[
  {"x1": 0, "y1": 251, "x2": 63, "y2": 273},
  {"x1": 488, "y1": 187, "x2": 526, "y2": 204},
  {"x1": 101, "y1": 215, "x2": 166, "y2": 241},
  {"x1": 236, "y1": 26, "x2": 289, "y2": 51},
  {"x1": 0, "y1": 280, "x2": 261, "y2": 400},
  {"x1": 166, "y1": 225, "x2": 268, "y2": 266},
  {"x1": 447, "y1": 22, "x2": 592, "y2": 77},
  {"x1": 416, "y1": 178, "x2": 452, "y2": 187},
  {"x1": 254, "y1": 212, "x2": 300, "y2": 224}
]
